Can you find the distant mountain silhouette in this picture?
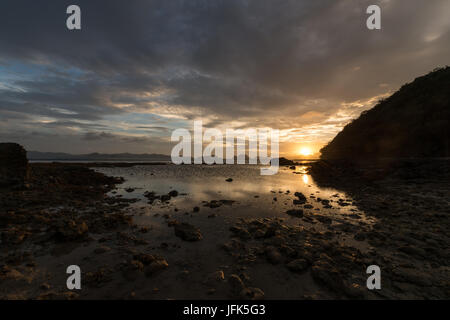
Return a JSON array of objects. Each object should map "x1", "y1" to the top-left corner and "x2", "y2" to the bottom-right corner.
[
  {"x1": 321, "y1": 67, "x2": 450, "y2": 159},
  {"x1": 27, "y1": 151, "x2": 171, "y2": 162}
]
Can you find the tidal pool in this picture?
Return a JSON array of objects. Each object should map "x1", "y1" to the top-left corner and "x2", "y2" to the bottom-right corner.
[{"x1": 95, "y1": 164, "x2": 374, "y2": 228}]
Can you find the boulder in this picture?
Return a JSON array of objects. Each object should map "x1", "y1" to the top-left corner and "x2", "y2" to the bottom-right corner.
[
  {"x1": 286, "y1": 258, "x2": 309, "y2": 273},
  {"x1": 174, "y1": 223, "x2": 203, "y2": 241},
  {"x1": 0, "y1": 143, "x2": 29, "y2": 188},
  {"x1": 144, "y1": 259, "x2": 169, "y2": 277},
  {"x1": 265, "y1": 246, "x2": 283, "y2": 264},
  {"x1": 54, "y1": 219, "x2": 89, "y2": 241},
  {"x1": 286, "y1": 209, "x2": 304, "y2": 218}
]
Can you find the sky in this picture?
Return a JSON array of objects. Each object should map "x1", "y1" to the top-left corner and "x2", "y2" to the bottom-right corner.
[{"x1": 0, "y1": 0, "x2": 449, "y2": 157}]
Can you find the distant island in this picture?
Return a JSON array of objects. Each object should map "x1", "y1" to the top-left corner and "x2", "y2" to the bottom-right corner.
[
  {"x1": 27, "y1": 151, "x2": 172, "y2": 162},
  {"x1": 27, "y1": 151, "x2": 305, "y2": 166}
]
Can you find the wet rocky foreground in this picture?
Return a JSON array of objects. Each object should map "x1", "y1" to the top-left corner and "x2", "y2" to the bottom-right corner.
[{"x1": 0, "y1": 156, "x2": 449, "y2": 299}]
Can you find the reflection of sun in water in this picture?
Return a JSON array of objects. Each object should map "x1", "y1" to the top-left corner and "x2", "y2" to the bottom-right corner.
[
  {"x1": 299, "y1": 147, "x2": 313, "y2": 156},
  {"x1": 302, "y1": 174, "x2": 309, "y2": 184}
]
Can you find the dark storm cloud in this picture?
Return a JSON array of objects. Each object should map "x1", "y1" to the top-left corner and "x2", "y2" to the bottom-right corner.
[{"x1": 0, "y1": 0, "x2": 449, "y2": 152}]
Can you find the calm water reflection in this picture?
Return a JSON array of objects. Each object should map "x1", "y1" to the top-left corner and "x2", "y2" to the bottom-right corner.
[{"x1": 95, "y1": 164, "x2": 374, "y2": 227}]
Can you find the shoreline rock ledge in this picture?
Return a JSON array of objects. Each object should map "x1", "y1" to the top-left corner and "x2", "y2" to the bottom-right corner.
[{"x1": 0, "y1": 143, "x2": 29, "y2": 188}]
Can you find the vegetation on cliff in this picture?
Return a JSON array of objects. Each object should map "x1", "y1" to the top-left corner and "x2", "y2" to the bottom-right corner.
[{"x1": 320, "y1": 67, "x2": 450, "y2": 159}]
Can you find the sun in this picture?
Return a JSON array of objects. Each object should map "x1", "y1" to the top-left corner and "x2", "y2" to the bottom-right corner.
[{"x1": 299, "y1": 147, "x2": 313, "y2": 157}]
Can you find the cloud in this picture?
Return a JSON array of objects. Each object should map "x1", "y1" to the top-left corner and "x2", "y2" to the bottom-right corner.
[
  {"x1": 0, "y1": 0, "x2": 449, "y2": 153},
  {"x1": 82, "y1": 131, "x2": 116, "y2": 141}
]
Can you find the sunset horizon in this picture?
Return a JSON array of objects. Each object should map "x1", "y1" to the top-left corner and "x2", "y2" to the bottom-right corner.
[
  {"x1": 1, "y1": 0, "x2": 449, "y2": 307},
  {"x1": 2, "y1": 1, "x2": 450, "y2": 158}
]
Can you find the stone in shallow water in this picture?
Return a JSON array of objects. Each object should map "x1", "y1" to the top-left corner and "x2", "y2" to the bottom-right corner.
[
  {"x1": 229, "y1": 225, "x2": 251, "y2": 239},
  {"x1": 205, "y1": 270, "x2": 225, "y2": 285},
  {"x1": 294, "y1": 192, "x2": 307, "y2": 203},
  {"x1": 311, "y1": 257, "x2": 344, "y2": 293},
  {"x1": 174, "y1": 223, "x2": 203, "y2": 241},
  {"x1": 133, "y1": 253, "x2": 156, "y2": 265},
  {"x1": 265, "y1": 246, "x2": 283, "y2": 264},
  {"x1": 286, "y1": 258, "x2": 309, "y2": 273},
  {"x1": 286, "y1": 209, "x2": 304, "y2": 217},
  {"x1": 144, "y1": 259, "x2": 169, "y2": 277},
  {"x1": 240, "y1": 287, "x2": 265, "y2": 300}
]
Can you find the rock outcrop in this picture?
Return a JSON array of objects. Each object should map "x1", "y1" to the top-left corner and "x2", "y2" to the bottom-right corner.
[{"x1": 0, "y1": 143, "x2": 29, "y2": 188}]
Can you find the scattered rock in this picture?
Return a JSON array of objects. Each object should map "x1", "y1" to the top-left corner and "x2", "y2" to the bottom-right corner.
[
  {"x1": 286, "y1": 209, "x2": 303, "y2": 217},
  {"x1": 398, "y1": 246, "x2": 426, "y2": 258},
  {"x1": 206, "y1": 270, "x2": 225, "y2": 284},
  {"x1": 167, "y1": 219, "x2": 179, "y2": 227},
  {"x1": 144, "y1": 259, "x2": 169, "y2": 277},
  {"x1": 54, "y1": 220, "x2": 88, "y2": 241},
  {"x1": 311, "y1": 257, "x2": 343, "y2": 293},
  {"x1": 277, "y1": 157, "x2": 296, "y2": 166},
  {"x1": 354, "y1": 233, "x2": 366, "y2": 241},
  {"x1": 294, "y1": 192, "x2": 307, "y2": 204},
  {"x1": 133, "y1": 253, "x2": 156, "y2": 265},
  {"x1": 0, "y1": 266, "x2": 23, "y2": 280},
  {"x1": 168, "y1": 190, "x2": 179, "y2": 197},
  {"x1": 253, "y1": 229, "x2": 266, "y2": 239},
  {"x1": 228, "y1": 274, "x2": 246, "y2": 295},
  {"x1": 139, "y1": 226, "x2": 150, "y2": 233},
  {"x1": 286, "y1": 259, "x2": 309, "y2": 273},
  {"x1": 37, "y1": 291, "x2": 79, "y2": 300},
  {"x1": 230, "y1": 226, "x2": 251, "y2": 240},
  {"x1": 174, "y1": 223, "x2": 203, "y2": 241},
  {"x1": 265, "y1": 246, "x2": 283, "y2": 264},
  {"x1": 122, "y1": 260, "x2": 144, "y2": 281},
  {"x1": 40, "y1": 283, "x2": 51, "y2": 290},
  {"x1": 94, "y1": 246, "x2": 111, "y2": 254},
  {"x1": 315, "y1": 215, "x2": 332, "y2": 224},
  {"x1": 160, "y1": 195, "x2": 171, "y2": 202},
  {"x1": 240, "y1": 287, "x2": 265, "y2": 300}
]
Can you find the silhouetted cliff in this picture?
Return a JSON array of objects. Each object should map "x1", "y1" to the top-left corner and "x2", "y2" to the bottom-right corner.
[{"x1": 320, "y1": 67, "x2": 450, "y2": 159}]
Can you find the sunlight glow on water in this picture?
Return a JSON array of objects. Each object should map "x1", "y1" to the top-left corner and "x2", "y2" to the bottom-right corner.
[{"x1": 95, "y1": 164, "x2": 375, "y2": 227}]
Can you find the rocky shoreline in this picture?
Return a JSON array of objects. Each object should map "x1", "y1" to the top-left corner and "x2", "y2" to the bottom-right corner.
[
  {"x1": 306, "y1": 160, "x2": 450, "y2": 298},
  {"x1": 0, "y1": 157, "x2": 449, "y2": 299},
  {"x1": 0, "y1": 163, "x2": 139, "y2": 299}
]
